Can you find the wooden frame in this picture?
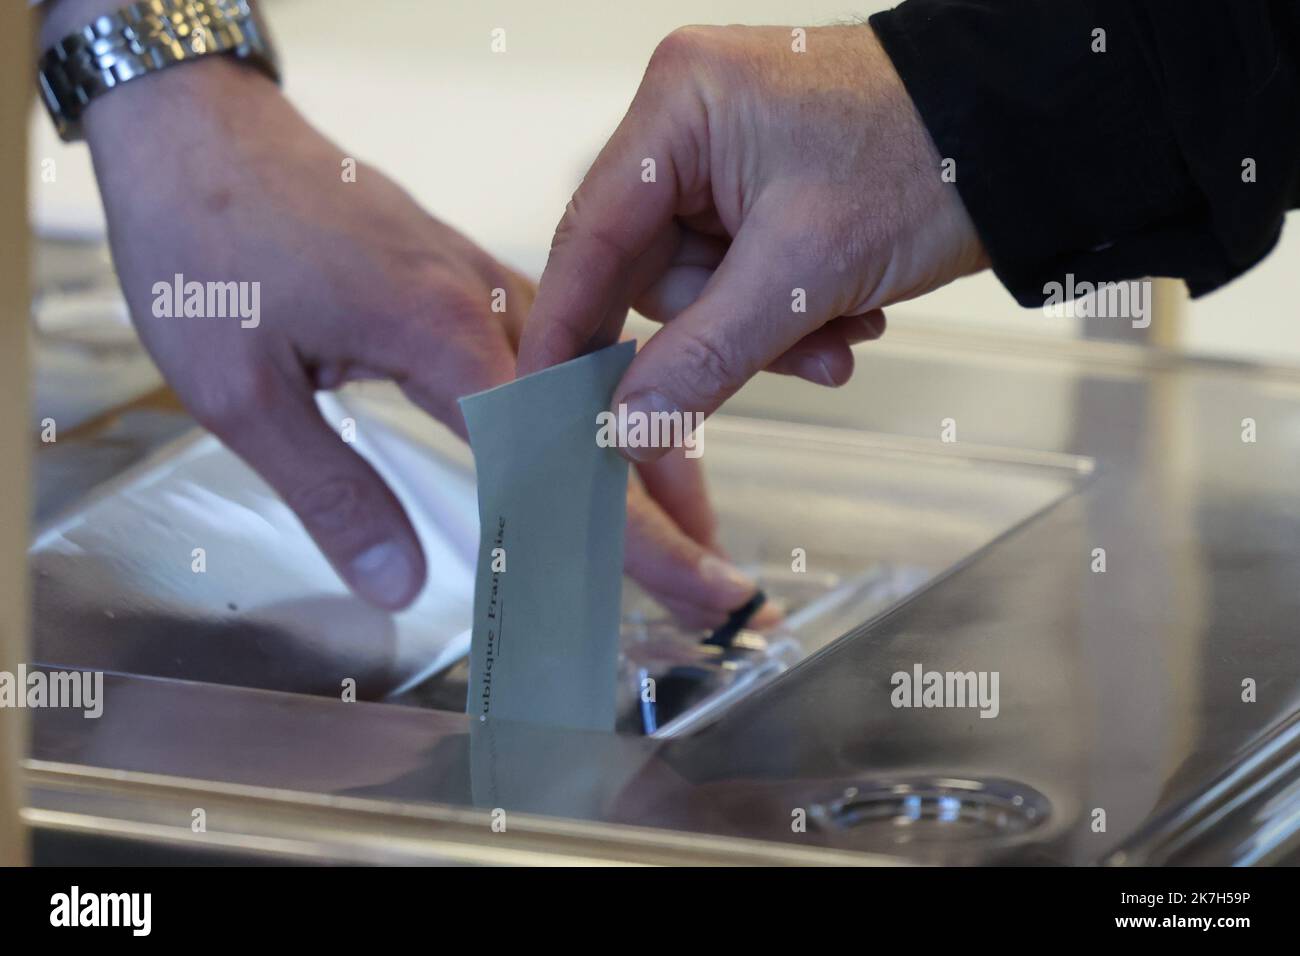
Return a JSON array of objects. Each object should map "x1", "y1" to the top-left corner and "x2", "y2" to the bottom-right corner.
[{"x1": 0, "y1": 1, "x2": 32, "y2": 867}]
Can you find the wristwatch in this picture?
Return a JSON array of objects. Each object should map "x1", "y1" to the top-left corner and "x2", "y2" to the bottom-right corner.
[{"x1": 38, "y1": 0, "x2": 280, "y2": 142}]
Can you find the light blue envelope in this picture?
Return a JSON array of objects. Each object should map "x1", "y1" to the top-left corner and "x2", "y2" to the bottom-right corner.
[{"x1": 458, "y1": 341, "x2": 635, "y2": 732}]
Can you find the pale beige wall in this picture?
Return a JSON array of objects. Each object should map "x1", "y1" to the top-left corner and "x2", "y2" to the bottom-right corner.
[
  {"x1": 1180, "y1": 213, "x2": 1300, "y2": 365},
  {"x1": 0, "y1": 3, "x2": 32, "y2": 866}
]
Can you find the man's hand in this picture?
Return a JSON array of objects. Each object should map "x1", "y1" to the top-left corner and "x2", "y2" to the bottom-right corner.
[
  {"x1": 81, "y1": 56, "x2": 765, "y2": 624},
  {"x1": 518, "y1": 25, "x2": 989, "y2": 460}
]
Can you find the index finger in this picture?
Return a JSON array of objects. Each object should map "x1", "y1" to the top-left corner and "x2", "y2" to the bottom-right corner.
[{"x1": 516, "y1": 78, "x2": 701, "y2": 375}]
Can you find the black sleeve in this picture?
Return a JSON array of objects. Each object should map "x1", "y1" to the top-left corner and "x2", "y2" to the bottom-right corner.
[{"x1": 869, "y1": 0, "x2": 1300, "y2": 305}]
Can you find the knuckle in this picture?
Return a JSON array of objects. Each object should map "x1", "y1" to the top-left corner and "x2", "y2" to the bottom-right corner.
[
  {"x1": 385, "y1": 268, "x2": 452, "y2": 322},
  {"x1": 676, "y1": 327, "x2": 744, "y2": 393},
  {"x1": 648, "y1": 25, "x2": 714, "y2": 72},
  {"x1": 379, "y1": 268, "x2": 489, "y2": 346},
  {"x1": 551, "y1": 194, "x2": 638, "y2": 271},
  {"x1": 432, "y1": 280, "x2": 490, "y2": 325},
  {"x1": 286, "y1": 476, "x2": 366, "y2": 535},
  {"x1": 549, "y1": 197, "x2": 584, "y2": 255},
  {"x1": 643, "y1": 27, "x2": 719, "y2": 107},
  {"x1": 584, "y1": 225, "x2": 640, "y2": 272}
]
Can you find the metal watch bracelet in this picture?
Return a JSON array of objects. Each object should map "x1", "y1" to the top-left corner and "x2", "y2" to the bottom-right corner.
[{"x1": 38, "y1": 0, "x2": 280, "y2": 142}]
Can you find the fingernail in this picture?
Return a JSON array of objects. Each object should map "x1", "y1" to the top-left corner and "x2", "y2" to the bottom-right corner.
[
  {"x1": 617, "y1": 389, "x2": 678, "y2": 462},
  {"x1": 795, "y1": 355, "x2": 836, "y2": 386},
  {"x1": 349, "y1": 540, "x2": 419, "y2": 609},
  {"x1": 697, "y1": 553, "x2": 760, "y2": 607}
]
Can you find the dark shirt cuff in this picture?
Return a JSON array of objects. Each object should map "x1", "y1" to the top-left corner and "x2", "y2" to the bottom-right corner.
[{"x1": 869, "y1": 0, "x2": 1300, "y2": 306}]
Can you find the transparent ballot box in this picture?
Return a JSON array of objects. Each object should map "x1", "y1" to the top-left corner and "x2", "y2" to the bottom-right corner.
[{"x1": 31, "y1": 382, "x2": 1091, "y2": 736}]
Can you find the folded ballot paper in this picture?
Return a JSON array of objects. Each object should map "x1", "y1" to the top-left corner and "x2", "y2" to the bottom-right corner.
[{"x1": 458, "y1": 341, "x2": 635, "y2": 732}]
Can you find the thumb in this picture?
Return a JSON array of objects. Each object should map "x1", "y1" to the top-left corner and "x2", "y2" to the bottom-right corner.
[{"x1": 196, "y1": 366, "x2": 426, "y2": 610}]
